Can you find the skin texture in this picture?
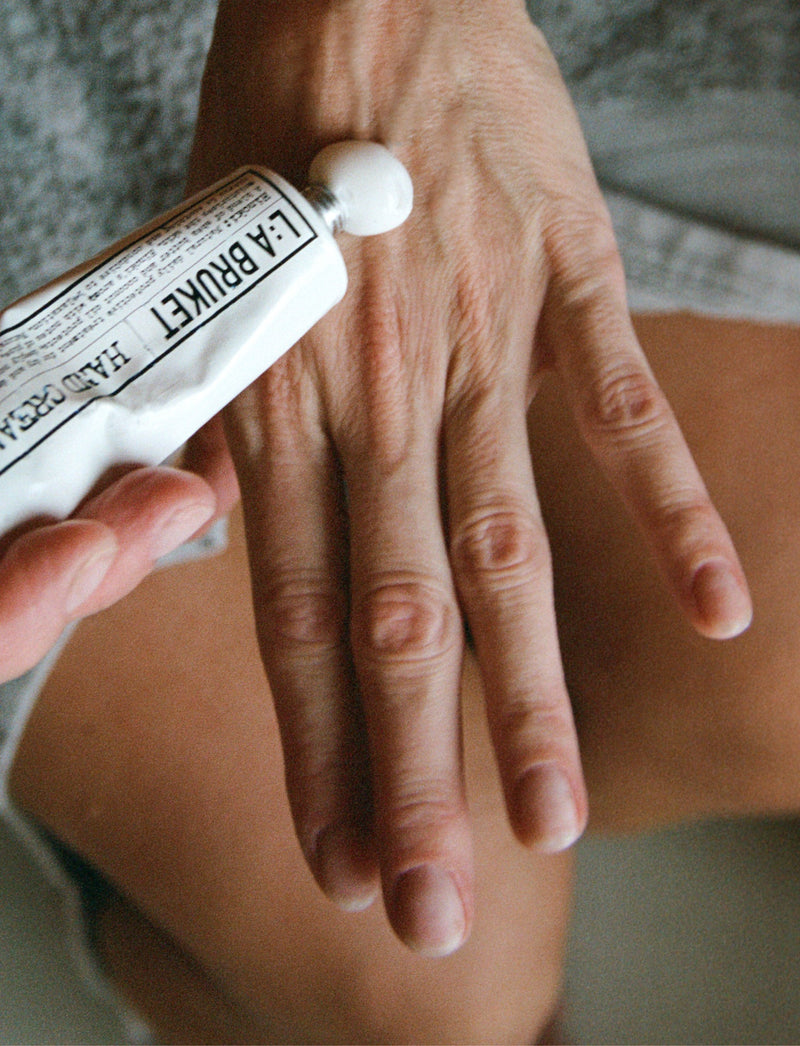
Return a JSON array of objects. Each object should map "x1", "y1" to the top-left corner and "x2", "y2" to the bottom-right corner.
[
  {"x1": 178, "y1": 0, "x2": 750, "y2": 954},
  {"x1": 8, "y1": 312, "x2": 800, "y2": 1044},
  {"x1": 1, "y1": 0, "x2": 751, "y2": 957}
]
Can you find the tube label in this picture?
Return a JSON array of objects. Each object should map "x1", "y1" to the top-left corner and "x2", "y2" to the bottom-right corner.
[{"x1": 0, "y1": 170, "x2": 317, "y2": 476}]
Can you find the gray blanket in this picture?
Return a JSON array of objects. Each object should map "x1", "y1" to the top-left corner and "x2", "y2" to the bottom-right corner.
[
  {"x1": 0, "y1": 0, "x2": 216, "y2": 305},
  {"x1": 1, "y1": 0, "x2": 799, "y2": 310}
]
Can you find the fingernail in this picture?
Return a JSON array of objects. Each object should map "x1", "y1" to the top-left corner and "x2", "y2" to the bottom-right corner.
[
  {"x1": 514, "y1": 765, "x2": 583, "y2": 853},
  {"x1": 66, "y1": 542, "x2": 117, "y2": 615},
  {"x1": 150, "y1": 501, "x2": 215, "y2": 560},
  {"x1": 390, "y1": 866, "x2": 467, "y2": 957},
  {"x1": 691, "y1": 560, "x2": 752, "y2": 639},
  {"x1": 315, "y1": 823, "x2": 379, "y2": 913}
]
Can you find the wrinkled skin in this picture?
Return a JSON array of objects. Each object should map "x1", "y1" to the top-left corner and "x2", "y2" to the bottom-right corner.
[
  {"x1": 182, "y1": 0, "x2": 750, "y2": 955},
  {"x1": 0, "y1": 0, "x2": 750, "y2": 957}
]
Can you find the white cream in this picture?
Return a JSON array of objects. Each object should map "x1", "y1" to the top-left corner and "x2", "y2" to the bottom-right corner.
[{"x1": 0, "y1": 142, "x2": 412, "y2": 535}]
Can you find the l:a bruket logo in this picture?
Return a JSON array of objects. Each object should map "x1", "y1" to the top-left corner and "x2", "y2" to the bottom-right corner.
[{"x1": 150, "y1": 210, "x2": 306, "y2": 341}]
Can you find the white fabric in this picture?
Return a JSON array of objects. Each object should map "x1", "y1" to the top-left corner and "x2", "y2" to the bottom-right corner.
[{"x1": 608, "y1": 189, "x2": 800, "y2": 323}]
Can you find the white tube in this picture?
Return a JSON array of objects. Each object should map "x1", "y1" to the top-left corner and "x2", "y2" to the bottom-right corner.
[{"x1": 0, "y1": 142, "x2": 412, "y2": 535}]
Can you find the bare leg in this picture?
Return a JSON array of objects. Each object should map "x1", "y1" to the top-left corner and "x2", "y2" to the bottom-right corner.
[
  {"x1": 9, "y1": 508, "x2": 571, "y2": 1045},
  {"x1": 9, "y1": 312, "x2": 800, "y2": 1041}
]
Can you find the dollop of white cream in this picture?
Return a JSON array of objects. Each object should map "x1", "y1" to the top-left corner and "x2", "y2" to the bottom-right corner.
[{"x1": 308, "y1": 141, "x2": 413, "y2": 236}]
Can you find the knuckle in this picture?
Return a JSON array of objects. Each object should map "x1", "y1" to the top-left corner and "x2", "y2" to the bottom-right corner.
[
  {"x1": 383, "y1": 780, "x2": 463, "y2": 844},
  {"x1": 264, "y1": 572, "x2": 347, "y2": 652},
  {"x1": 451, "y1": 508, "x2": 550, "y2": 586},
  {"x1": 229, "y1": 356, "x2": 315, "y2": 461},
  {"x1": 354, "y1": 577, "x2": 457, "y2": 664},
  {"x1": 660, "y1": 490, "x2": 719, "y2": 533},
  {"x1": 583, "y1": 365, "x2": 670, "y2": 439},
  {"x1": 652, "y1": 492, "x2": 724, "y2": 558},
  {"x1": 545, "y1": 201, "x2": 627, "y2": 303},
  {"x1": 494, "y1": 693, "x2": 567, "y2": 754}
]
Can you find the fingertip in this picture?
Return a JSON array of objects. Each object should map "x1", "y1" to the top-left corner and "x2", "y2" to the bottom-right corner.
[
  {"x1": 149, "y1": 498, "x2": 217, "y2": 561},
  {"x1": 181, "y1": 418, "x2": 241, "y2": 516},
  {"x1": 79, "y1": 466, "x2": 218, "y2": 561},
  {"x1": 0, "y1": 520, "x2": 119, "y2": 680},
  {"x1": 313, "y1": 822, "x2": 380, "y2": 914},
  {"x1": 4, "y1": 518, "x2": 118, "y2": 610},
  {"x1": 64, "y1": 534, "x2": 119, "y2": 616},
  {"x1": 388, "y1": 865, "x2": 470, "y2": 958},
  {"x1": 511, "y1": 764, "x2": 586, "y2": 854},
  {"x1": 690, "y1": 559, "x2": 753, "y2": 640},
  {"x1": 159, "y1": 464, "x2": 229, "y2": 529}
]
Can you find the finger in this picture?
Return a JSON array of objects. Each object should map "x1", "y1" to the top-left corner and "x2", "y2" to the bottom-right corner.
[
  {"x1": 446, "y1": 384, "x2": 587, "y2": 853},
  {"x1": 0, "y1": 467, "x2": 216, "y2": 681},
  {"x1": 542, "y1": 209, "x2": 752, "y2": 639},
  {"x1": 75, "y1": 466, "x2": 217, "y2": 614},
  {"x1": 0, "y1": 520, "x2": 117, "y2": 680},
  {"x1": 344, "y1": 424, "x2": 472, "y2": 958},
  {"x1": 181, "y1": 414, "x2": 241, "y2": 520},
  {"x1": 224, "y1": 378, "x2": 379, "y2": 914}
]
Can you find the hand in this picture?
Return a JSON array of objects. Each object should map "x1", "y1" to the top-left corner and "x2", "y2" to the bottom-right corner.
[
  {"x1": 186, "y1": 0, "x2": 752, "y2": 955},
  {"x1": 0, "y1": 416, "x2": 237, "y2": 683}
]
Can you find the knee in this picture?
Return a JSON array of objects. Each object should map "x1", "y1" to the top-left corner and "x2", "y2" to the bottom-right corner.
[{"x1": 97, "y1": 883, "x2": 568, "y2": 1045}]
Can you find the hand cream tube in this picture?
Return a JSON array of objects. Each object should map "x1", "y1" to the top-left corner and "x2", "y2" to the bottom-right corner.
[{"x1": 0, "y1": 141, "x2": 412, "y2": 536}]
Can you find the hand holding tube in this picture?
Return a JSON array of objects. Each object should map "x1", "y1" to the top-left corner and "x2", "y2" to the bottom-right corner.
[
  {"x1": 0, "y1": 139, "x2": 408, "y2": 682},
  {"x1": 0, "y1": 463, "x2": 224, "y2": 682}
]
